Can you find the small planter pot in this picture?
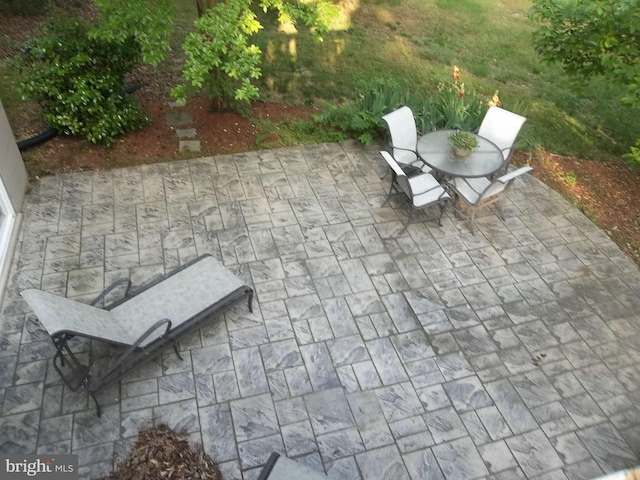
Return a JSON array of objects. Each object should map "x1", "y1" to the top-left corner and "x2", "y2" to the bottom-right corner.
[{"x1": 453, "y1": 147, "x2": 472, "y2": 158}]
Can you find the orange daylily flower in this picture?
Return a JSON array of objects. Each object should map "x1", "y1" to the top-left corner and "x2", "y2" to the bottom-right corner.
[{"x1": 489, "y1": 90, "x2": 501, "y2": 107}]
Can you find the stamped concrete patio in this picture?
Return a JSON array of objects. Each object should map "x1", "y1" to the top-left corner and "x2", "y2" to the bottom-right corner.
[{"x1": 1, "y1": 142, "x2": 639, "y2": 480}]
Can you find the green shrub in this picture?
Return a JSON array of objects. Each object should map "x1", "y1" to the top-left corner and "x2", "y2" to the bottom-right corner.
[{"x1": 13, "y1": 18, "x2": 149, "y2": 145}]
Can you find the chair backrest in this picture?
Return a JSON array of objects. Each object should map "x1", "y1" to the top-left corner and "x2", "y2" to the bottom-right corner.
[
  {"x1": 481, "y1": 166, "x2": 533, "y2": 201},
  {"x1": 379, "y1": 150, "x2": 411, "y2": 198},
  {"x1": 478, "y1": 106, "x2": 526, "y2": 164},
  {"x1": 381, "y1": 106, "x2": 418, "y2": 165},
  {"x1": 20, "y1": 289, "x2": 134, "y2": 345}
]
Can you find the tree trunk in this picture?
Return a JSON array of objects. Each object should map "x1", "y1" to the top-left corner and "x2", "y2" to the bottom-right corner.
[{"x1": 196, "y1": 0, "x2": 219, "y2": 18}]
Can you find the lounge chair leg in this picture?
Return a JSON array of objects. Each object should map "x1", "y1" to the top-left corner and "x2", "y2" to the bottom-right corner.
[
  {"x1": 91, "y1": 393, "x2": 102, "y2": 417},
  {"x1": 173, "y1": 343, "x2": 184, "y2": 361},
  {"x1": 248, "y1": 291, "x2": 254, "y2": 313}
]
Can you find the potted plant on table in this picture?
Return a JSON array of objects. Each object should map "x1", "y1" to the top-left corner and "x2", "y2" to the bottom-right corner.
[{"x1": 448, "y1": 131, "x2": 478, "y2": 158}]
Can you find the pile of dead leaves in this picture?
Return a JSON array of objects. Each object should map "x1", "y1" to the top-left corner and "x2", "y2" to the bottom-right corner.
[{"x1": 97, "y1": 424, "x2": 222, "y2": 480}]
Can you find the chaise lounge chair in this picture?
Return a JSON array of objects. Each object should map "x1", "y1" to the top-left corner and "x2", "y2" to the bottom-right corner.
[{"x1": 21, "y1": 254, "x2": 253, "y2": 416}]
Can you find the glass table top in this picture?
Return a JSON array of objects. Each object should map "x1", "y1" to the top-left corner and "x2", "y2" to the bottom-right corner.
[{"x1": 417, "y1": 130, "x2": 504, "y2": 178}]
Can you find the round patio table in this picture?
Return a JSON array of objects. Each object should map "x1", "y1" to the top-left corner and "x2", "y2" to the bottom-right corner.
[{"x1": 417, "y1": 129, "x2": 504, "y2": 178}]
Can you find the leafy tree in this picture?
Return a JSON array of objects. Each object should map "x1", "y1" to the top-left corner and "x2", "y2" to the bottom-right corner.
[
  {"x1": 173, "y1": 0, "x2": 338, "y2": 112},
  {"x1": 529, "y1": 0, "x2": 640, "y2": 167},
  {"x1": 90, "y1": 0, "x2": 173, "y2": 67}
]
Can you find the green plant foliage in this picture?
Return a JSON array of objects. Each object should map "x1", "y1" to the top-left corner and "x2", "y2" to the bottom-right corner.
[
  {"x1": 529, "y1": 0, "x2": 640, "y2": 166},
  {"x1": 91, "y1": 0, "x2": 173, "y2": 66},
  {"x1": 313, "y1": 68, "x2": 500, "y2": 146},
  {"x1": 448, "y1": 131, "x2": 478, "y2": 150},
  {"x1": 174, "y1": 0, "x2": 338, "y2": 112},
  {"x1": 623, "y1": 140, "x2": 640, "y2": 169},
  {"x1": 174, "y1": 0, "x2": 264, "y2": 112},
  {"x1": 14, "y1": 19, "x2": 149, "y2": 145}
]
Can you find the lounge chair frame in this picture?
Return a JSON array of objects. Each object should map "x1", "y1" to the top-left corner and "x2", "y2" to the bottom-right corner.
[{"x1": 22, "y1": 254, "x2": 253, "y2": 416}]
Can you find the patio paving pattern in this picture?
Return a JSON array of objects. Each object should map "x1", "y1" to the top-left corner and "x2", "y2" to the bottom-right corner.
[{"x1": 1, "y1": 142, "x2": 639, "y2": 479}]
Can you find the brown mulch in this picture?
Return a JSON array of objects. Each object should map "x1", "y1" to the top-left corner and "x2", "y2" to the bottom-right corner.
[
  {"x1": 512, "y1": 150, "x2": 640, "y2": 266},
  {"x1": 97, "y1": 424, "x2": 222, "y2": 480}
]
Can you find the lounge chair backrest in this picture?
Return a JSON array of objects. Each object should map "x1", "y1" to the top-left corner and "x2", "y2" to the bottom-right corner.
[{"x1": 21, "y1": 289, "x2": 133, "y2": 345}]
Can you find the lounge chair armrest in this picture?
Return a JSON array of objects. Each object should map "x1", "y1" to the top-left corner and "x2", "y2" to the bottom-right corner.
[
  {"x1": 91, "y1": 278, "x2": 132, "y2": 307},
  {"x1": 90, "y1": 318, "x2": 173, "y2": 391}
]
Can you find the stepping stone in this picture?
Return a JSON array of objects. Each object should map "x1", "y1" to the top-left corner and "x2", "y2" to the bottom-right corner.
[
  {"x1": 176, "y1": 128, "x2": 197, "y2": 140},
  {"x1": 168, "y1": 100, "x2": 186, "y2": 108},
  {"x1": 165, "y1": 111, "x2": 193, "y2": 126},
  {"x1": 179, "y1": 140, "x2": 201, "y2": 153}
]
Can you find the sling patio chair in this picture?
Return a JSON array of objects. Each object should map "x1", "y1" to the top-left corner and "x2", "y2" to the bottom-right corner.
[
  {"x1": 449, "y1": 166, "x2": 533, "y2": 234},
  {"x1": 381, "y1": 106, "x2": 432, "y2": 176},
  {"x1": 380, "y1": 150, "x2": 450, "y2": 226},
  {"x1": 21, "y1": 254, "x2": 253, "y2": 416},
  {"x1": 477, "y1": 106, "x2": 527, "y2": 176}
]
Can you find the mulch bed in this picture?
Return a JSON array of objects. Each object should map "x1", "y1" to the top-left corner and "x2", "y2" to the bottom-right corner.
[{"x1": 96, "y1": 424, "x2": 222, "y2": 480}]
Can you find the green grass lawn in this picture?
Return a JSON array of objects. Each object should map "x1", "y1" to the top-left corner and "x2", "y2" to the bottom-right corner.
[{"x1": 254, "y1": 0, "x2": 637, "y2": 161}]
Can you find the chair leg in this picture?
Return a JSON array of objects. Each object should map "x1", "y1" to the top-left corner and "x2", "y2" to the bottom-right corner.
[
  {"x1": 469, "y1": 209, "x2": 477, "y2": 235},
  {"x1": 407, "y1": 205, "x2": 415, "y2": 225},
  {"x1": 453, "y1": 196, "x2": 464, "y2": 219},
  {"x1": 437, "y1": 203, "x2": 445, "y2": 227},
  {"x1": 383, "y1": 174, "x2": 398, "y2": 207},
  {"x1": 496, "y1": 200, "x2": 505, "y2": 221}
]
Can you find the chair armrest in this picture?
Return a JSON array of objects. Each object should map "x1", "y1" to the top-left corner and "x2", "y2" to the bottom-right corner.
[
  {"x1": 389, "y1": 144, "x2": 418, "y2": 155},
  {"x1": 497, "y1": 166, "x2": 533, "y2": 184},
  {"x1": 91, "y1": 278, "x2": 132, "y2": 307}
]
